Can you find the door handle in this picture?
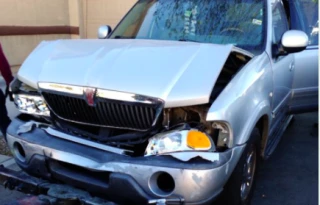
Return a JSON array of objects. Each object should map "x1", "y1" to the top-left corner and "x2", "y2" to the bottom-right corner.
[{"x1": 289, "y1": 62, "x2": 295, "y2": 72}]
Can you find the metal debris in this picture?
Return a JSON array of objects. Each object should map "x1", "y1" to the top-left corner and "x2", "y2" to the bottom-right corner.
[
  {"x1": 167, "y1": 152, "x2": 219, "y2": 162},
  {"x1": 17, "y1": 121, "x2": 49, "y2": 135}
]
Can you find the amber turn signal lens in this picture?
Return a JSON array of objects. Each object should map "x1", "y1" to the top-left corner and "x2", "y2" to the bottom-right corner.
[{"x1": 187, "y1": 130, "x2": 211, "y2": 150}]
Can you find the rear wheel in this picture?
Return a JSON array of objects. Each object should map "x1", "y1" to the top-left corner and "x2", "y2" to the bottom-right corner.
[{"x1": 219, "y1": 128, "x2": 260, "y2": 205}]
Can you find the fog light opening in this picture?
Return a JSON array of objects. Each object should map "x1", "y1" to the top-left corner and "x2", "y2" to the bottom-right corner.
[
  {"x1": 157, "y1": 172, "x2": 175, "y2": 193},
  {"x1": 149, "y1": 172, "x2": 175, "y2": 197},
  {"x1": 13, "y1": 142, "x2": 26, "y2": 163}
]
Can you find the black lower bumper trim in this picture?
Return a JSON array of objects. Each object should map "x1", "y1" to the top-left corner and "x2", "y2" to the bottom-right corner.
[
  {"x1": 3, "y1": 156, "x2": 220, "y2": 205},
  {"x1": 14, "y1": 155, "x2": 154, "y2": 205},
  {"x1": 49, "y1": 159, "x2": 152, "y2": 204}
]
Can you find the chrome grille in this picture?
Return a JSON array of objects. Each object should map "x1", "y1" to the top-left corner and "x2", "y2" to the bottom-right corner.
[{"x1": 41, "y1": 91, "x2": 163, "y2": 131}]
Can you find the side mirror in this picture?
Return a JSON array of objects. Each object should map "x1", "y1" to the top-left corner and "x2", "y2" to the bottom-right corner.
[
  {"x1": 98, "y1": 25, "x2": 112, "y2": 39},
  {"x1": 281, "y1": 30, "x2": 308, "y2": 54}
]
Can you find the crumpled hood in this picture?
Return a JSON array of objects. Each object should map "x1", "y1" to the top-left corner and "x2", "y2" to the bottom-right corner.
[{"x1": 18, "y1": 39, "x2": 250, "y2": 107}]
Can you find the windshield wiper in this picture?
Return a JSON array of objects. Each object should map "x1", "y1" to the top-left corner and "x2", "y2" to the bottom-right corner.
[
  {"x1": 178, "y1": 38, "x2": 200, "y2": 43},
  {"x1": 114, "y1": 36, "x2": 200, "y2": 42},
  {"x1": 114, "y1": 35, "x2": 136, "y2": 39}
]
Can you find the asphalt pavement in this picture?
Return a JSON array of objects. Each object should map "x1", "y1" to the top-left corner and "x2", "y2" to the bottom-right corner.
[
  {"x1": 0, "y1": 78, "x2": 318, "y2": 205},
  {"x1": 252, "y1": 113, "x2": 318, "y2": 205}
]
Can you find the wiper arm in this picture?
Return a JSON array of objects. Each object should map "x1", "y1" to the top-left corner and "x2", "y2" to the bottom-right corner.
[
  {"x1": 178, "y1": 38, "x2": 200, "y2": 43},
  {"x1": 114, "y1": 36, "x2": 199, "y2": 42},
  {"x1": 114, "y1": 35, "x2": 136, "y2": 39}
]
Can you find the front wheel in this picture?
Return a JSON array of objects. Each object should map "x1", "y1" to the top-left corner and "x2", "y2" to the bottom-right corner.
[{"x1": 219, "y1": 128, "x2": 261, "y2": 205}]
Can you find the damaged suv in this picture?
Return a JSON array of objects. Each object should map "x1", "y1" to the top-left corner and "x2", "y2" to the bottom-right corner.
[{"x1": 4, "y1": 0, "x2": 318, "y2": 204}]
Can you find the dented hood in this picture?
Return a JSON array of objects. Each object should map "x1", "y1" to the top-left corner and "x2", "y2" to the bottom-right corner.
[{"x1": 18, "y1": 39, "x2": 251, "y2": 107}]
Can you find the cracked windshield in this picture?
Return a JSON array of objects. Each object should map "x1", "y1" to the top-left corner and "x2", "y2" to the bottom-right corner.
[{"x1": 110, "y1": 0, "x2": 265, "y2": 54}]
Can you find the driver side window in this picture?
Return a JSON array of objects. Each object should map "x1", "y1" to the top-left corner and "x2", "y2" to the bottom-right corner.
[{"x1": 272, "y1": 1, "x2": 289, "y2": 44}]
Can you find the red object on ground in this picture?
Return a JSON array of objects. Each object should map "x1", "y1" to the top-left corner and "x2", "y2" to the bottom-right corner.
[{"x1": 0, "y1": 43, "x2": 13, "y2": 86}]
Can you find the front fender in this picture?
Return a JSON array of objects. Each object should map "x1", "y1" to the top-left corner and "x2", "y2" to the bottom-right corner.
[
  {"x1": 239, "y1": 100, "x2": 272, "y2": 145},
  {"x1": 207, "y1": 52, "x2": 273, "y2": 146}
]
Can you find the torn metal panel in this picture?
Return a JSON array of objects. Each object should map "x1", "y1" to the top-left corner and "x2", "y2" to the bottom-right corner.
[
  {"x1": 167, "y1": 152, "x2": 220, "y2": 162},
  {"x1": 17, "y1": 121, "x2": 49, "y2": 135},
  {"x1": 44, "y1": 127, "x2": 130, "y2": 155}
]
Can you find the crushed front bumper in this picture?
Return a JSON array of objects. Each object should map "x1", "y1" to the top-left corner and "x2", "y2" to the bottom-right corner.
[{"x1": 6, "y1": 119, "x2": 246, "y2": 205}]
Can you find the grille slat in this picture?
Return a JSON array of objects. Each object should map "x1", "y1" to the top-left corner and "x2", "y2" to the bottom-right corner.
[
  {"x1": 129, "y1": 104, "x2": 138, "y2": 128},
  {"x1": 145, "y1": 107, "x2": 152, "y2": 126},
  {"x1": 101, "y1": 103, "x2": 112, "y2": 125},
  {"x1": 42, "y1": 92, "x2": 162, "y2": 131},
  {"x1": 110, "y1": 103, "x2": 121, "y2": 126},
  {"x1": 70, "y1": 97, "x2": 80, "y2": 119},
  {"x1": 139, "y1": 106, "x2": 147, "y2": 129},
  {"x1": 133, "y1": 105, "x2": 142, "y2": 129},
  {"x1": 60, "y1": 96, "x2": 68, "y2": 116},
  {"x1": 106, "y1": 102, "x2": 116, "y2": 126},
  {"x1": 118, "y1": 104, "x2": 128, "y2": 127},
  {"x1": 96, "y1": 103, "x2": 108, "y2": 124},
  {"x1": 65, "y1": 96, "x2": 72, "y2": 117},
  {"x1": 124, "y1": 104, "x2": 134, "y2": 128},
  {"x1": 115, "y1": 103, "x2": 125, "y2": 127},
  {"x1": 150, "y1": 107, "x2": 155, "y2": 120}
]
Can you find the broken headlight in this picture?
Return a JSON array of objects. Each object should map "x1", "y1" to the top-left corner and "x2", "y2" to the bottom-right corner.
[
  {"x1": 212, "y1": 122, "x2": 233, "y2": 148},
  {"x1": 14, "y1": 94, "x2": 50, "y2": 117},
  {"x1": 10, "y1": 78, "x2": 50, "y2": 117},
  {"x1": 145, "y1": 129, "x2": 215, "y2": 156}
]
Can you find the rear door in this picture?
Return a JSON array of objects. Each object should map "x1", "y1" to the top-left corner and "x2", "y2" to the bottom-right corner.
[{"x1": 288, "y1": 0, "x2": 319, "y2": 113}]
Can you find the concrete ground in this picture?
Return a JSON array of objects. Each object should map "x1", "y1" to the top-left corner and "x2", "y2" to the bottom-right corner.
[
  {"x1": 0, "y1": 78, "x2": 318, "y2": 205},
  {"x1": 0, "y1": 77, "x2": 25, "y2": 204}
]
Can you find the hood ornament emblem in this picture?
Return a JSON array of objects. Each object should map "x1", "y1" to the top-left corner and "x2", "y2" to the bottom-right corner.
[{"x1": 84, "y1": 88, "x2": 97, "y2": 106}]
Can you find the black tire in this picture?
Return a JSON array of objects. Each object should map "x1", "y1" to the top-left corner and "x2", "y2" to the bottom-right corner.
[
  {"x1": 218, "y1": 128, "x2": 261, "y2": 205},
  {"x1": 288, "y1": 115, "x2": 295, "y2": 127}
]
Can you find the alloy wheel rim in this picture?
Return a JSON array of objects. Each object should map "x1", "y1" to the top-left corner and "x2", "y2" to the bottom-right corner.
[{"x1": 240, "y1": 144, "x2": 257, "y2": 201}]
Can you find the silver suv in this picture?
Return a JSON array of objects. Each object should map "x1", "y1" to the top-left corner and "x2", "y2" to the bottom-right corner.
[{"x1": 5, "y1": 0, "x2": 318, "y2": 204}]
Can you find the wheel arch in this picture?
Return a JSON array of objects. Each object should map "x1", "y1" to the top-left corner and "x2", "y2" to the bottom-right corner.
[{"x1": 255, "y1": 114, "x2": 269, "y2": 158}]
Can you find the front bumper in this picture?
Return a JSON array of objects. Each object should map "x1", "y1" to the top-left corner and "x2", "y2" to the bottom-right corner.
[{"x1": 6, "y1": 118, "x2": 246, "y2": 205}]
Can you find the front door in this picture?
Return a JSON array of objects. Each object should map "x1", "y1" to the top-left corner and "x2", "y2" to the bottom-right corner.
[
  {"x1": 265, "y1": 0, "x2": 295, "y2": 156},
  {"x1": 271, "y1": 0, "x2": 294, "y2": 118},
  {"x1": 288, "y1": 0, "x2": 319, "y2": 113}
]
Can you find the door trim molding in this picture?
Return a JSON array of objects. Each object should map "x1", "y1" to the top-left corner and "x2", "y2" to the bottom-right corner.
[
  {"x1": 291, "y1": 87, "x2": 318, "y2": 98},
  {"x1": 272, "y1": 91, "x2": 292, "y2": 118}
]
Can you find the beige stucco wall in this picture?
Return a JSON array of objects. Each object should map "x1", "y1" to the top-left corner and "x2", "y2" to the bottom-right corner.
[
  {"x1": 0, "y1": 0, "x2": 70, "y2": 26},
  {"x1": 0, "y1": 35, "x2": 71, "y2": 68},
  {"x1": 0, "y1": 0, "x2": 80, "y2": 69},
  {"x1": 82, "y1": 0, "x2": 137, "y2": 39},
  {"x1": 69, "y1": 0, "x2": 80, "y2": 27},
  {"x1": 0, "y1": 0, "x2": 137, "y2": 69}
]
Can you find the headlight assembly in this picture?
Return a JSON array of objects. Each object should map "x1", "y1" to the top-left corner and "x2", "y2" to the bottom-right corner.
[
  {"x1": 14, "y1": 94, "x2": 50, "y2": 117},
  {"x1": 145, "y1": 129, "x2": 215, "y2": 156},
  {"x1": 212, "y1": 122, "x2": 232, "y2": 148}
]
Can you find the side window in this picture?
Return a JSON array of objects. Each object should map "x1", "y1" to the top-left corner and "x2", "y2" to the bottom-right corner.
[
  {"x1": 289, "y1": 0, "x2": 319, "y2": 46},
  {"x1": 272, "y1": 1, "x2": 289, "y2": 44}
]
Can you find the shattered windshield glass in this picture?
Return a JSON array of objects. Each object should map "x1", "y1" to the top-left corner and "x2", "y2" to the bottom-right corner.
[{"x1": 110, "y1": 0, "x2": 266, "y2": 54}]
